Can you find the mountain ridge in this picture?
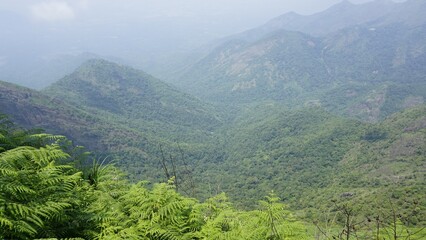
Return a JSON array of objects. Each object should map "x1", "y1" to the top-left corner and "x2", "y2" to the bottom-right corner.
[
  {"x1": 1, "y1": 59, "x2": 424, "y2": 222},
  {"x1": 1, "y1": 59, "x2": 224, "y2": 183},
  {"x1": 175, "y1": 1, "x2": 426, "y2": 122},
  {"x1": 44, "y1": 59, "x2": 222, "y2": 130}
]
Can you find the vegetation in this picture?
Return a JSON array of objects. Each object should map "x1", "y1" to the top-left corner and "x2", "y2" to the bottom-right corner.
[
  {"x1": 0, "y1": 118, "x2": 311, "y2": 239},
  {"x1": 177, "y1": 22, "x2": 426, "y2": 122},
  {"x1": 1, "y1": 1, "x2": 425, "y2": 238},
  {"x1": 1, "y1": 106, "x2": 425, "y2": 239},
  {"x1": 1, "y1": 58, "x2": 425, "y2": 239}
]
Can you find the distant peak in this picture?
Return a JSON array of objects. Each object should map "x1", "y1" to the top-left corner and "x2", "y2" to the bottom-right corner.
[
  {"x1": 286, "y1": 11, "x2": 301, "y2": 16},
  {"x1": 77, "y1": 58, "x2": 120, "y2": 70},
  {"x1": 82, "y1": 58, "x2": 113, "y2": 65},
  {"x1": 327, "y1": 0, "x2": 355, "y2": 11},
  {"x1": 272, "y1": 11, "x2": 303, "y2": 22},
  {"x1": 355, "y1": 0, "x2": 396, "y2": 6}
]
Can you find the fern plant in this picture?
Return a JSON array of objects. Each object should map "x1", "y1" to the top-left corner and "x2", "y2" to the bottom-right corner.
[
  {"x1": 90, "y1": 176, "x2": 201, "y2": 240},
  {"x1": 198, "y1": 192, "x2": 309, "y2": 240},
  {"x1": 0, "y1": 144, "x2": 82, "y2": 239},
  {"x1": 254, "y1": 192, "x2": 309, "y2": 240}
]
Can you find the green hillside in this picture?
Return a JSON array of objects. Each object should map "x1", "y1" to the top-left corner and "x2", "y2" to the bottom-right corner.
[
  {"x1": 0, "y1": 60, "x2": 224, "y2": 184},
  {"x1": 1, "y1": 60, "x2": 425, "y2": 239},
  {"x1": 202, "y1": 104, "x2": 425, "y2": 222},
  {"x1": 1, "y1": 58, "x2": 424, "y2": 216},
  {"x1": 0, "y1": 118, "x2": 313, "y2": 240},
  {"x1": 1, "y1": 101, "x2": 424, "y2": 239},
  {"x1": 44, "y1": 59, "x2": 221, "y2": 131}
]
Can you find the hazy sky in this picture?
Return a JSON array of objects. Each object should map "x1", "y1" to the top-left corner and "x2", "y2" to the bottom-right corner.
[
  {"x1": 1, "y1": 1, "x2": 409, "y2": 39},
  {"x1": 0, "y1": 1, "x2": 404, "y2": 26},
  {"x1": 0, "y1": 0, "x2": 408, "y2": 80},
  {"x1": 0, "y1": 0, "x2": 410, "y2": 89}
]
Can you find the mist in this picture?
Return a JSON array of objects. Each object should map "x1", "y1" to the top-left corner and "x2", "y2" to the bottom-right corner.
[{"x1": 0, "y1": 0, "x2": 407, "y2": 88}]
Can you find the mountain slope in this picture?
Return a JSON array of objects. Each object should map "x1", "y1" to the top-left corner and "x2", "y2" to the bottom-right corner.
[
  {"x1": 0, "y1": 80, "x2": 115, "y2": 151},
  {"x1": 157, "y1": 0, "x2": 401, "y2": 85},
  {"x1": 1, "y1": 68, "x2": 424, "y2": 224},
  {"x1": 220, "y1": 0, "x2": 426, "y2": 45},
  {"x1": 1, "y1": 60, "x2": 223, "y2": 183},
  {"x1": 44, "y1": 59, "x2": 221, "y2": 132},
  {"x1": 177, "y1": 15, "x2": 426, "y2": 121}
]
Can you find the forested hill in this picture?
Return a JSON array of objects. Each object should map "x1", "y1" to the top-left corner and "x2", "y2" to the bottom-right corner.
[
  {"x1": 0, "y1": 100, "x2": 424, "y2": 239},
  {"x1": 1, "y1": 59, "x2": 425, "y2": 238},
  {"x1": 44, "y1": 59, "x2": 221, "y2": 130},
  {"x1": 0, "y1": 117, "x2": 314, "y2": 239},
  {"x1": 0, "y1": 60, "x2": 224, "y2": 183},
  {"x1": 175, "y1": 0, "x2": 426, "y2": 122},
  {"x1": 2, "y1": 70, "x2": 424, "y2": 219}
]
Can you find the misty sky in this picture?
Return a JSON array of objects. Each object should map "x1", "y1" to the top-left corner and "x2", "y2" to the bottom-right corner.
[
  {"x1": 0, "y1": 0, "x2": 406, "y2": 34},
  {"x1": 0, "y1": 0, "x2": 408, "y2": 85}
]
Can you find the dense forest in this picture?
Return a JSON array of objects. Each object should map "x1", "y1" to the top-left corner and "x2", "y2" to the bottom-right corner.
[
  {"x1": 0, "y1": 115, "x2": 309, "y2": 239},
  {"x1": 0, "y1": 57, "x2": 424, "y2": 240},
  {"x1": 1, "y1": 114, "x2": 424, "y2": 239}
]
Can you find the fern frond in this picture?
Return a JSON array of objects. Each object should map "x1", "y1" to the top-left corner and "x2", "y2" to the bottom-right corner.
[
  {"x1": 24, "y1": 134, "x2": 66, "y2": 147},
  {"x1": 0, "y1": 144, "x2": 84, "y2": 239},
  {"x1": 8, "y1": 202, "x2": 33, "y2": 217},
  {"x1": 0, "y1": 216, "x2": 13, "y2": 229}
]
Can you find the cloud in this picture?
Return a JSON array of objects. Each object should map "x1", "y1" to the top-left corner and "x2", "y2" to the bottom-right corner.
[{"x1": 31, "y1": 1, "x2": 75, "y2": 21}]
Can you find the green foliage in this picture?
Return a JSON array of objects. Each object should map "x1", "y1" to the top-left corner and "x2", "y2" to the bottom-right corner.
[
  {"x1": 196, "y1": 192, "x2": 309, "y2": 240},
  {"x1": 0, "y1": 144, "x2": 82, "y2": 239},
  {"x1": 313, "y1": 197, "x2": 426, "y2": 240},
  {"x1": 84, "y1": 171, "x2": 309, "y2": 240},
  {"x1": 1, "y1": 53, "x2": 425, "y2": 239},
  {"x1": 0, "y1": 107, "x2": 424, "y2": 239}
]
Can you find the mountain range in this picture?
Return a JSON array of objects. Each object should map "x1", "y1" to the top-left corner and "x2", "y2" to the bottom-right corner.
[
  {"x1": 174, "y1": 0, "x2": 426, "y2": 122},
  {"x1": 0, "y1": 0, "x2": 425, "y2": 223}
]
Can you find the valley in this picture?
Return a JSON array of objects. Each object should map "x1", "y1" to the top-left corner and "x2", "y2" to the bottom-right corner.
[{"x1": 0, "y1": 0, "x2": 425, "y2": 239}]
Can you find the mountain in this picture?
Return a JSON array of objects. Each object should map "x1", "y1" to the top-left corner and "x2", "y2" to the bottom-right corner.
[
  {"x1": 1, "y1": 59, "x2": 223, "y2": 182},
  {"x1": 218, "y1": 0, "x2": 425, "y2": 45},
  {"x1": 259, "y1": 0, "x2": 395, "y2": 36},
  {"x1": 179, "y1": 31, "x2": 327, "y2": 103},
  {"x1": 0, "y1": 80, "x2": 112, "y2": 151},
  {"x1": 0, "y1": 52, "x2": 128, "y2": 90},
  {"x1": 1, "y1": 59, "x2": 424, "y2": 223},
  {"x1": 176, "y1": 1, "x2": 426, "y2": 122},
  {"x1": 1, "y1": 0, "x2": 425, "y2": 226},
  {"x1": 373, "y1": 0, "x2": 426, "y2": 27},
  {"x1": 157, "y1": 0, "x2": 426, "y2": 86},
  {"x1": 44, "y1": 59, "x2": 221, "y2": 131}
]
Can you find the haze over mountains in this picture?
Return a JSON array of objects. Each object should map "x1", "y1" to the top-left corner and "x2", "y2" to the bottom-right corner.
[
  {"x1": 0, "y1": 0, "x2": 415, "y2": 89},
  {"x1": 174, "y1": 0, "x2": 426, "y2": 122},
  {"x1": 0, "y1": 0, "x2": 425, "y2": 230},
  {"x1": 0, "y1": 0, "x2": 341, "y2": 89}
]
